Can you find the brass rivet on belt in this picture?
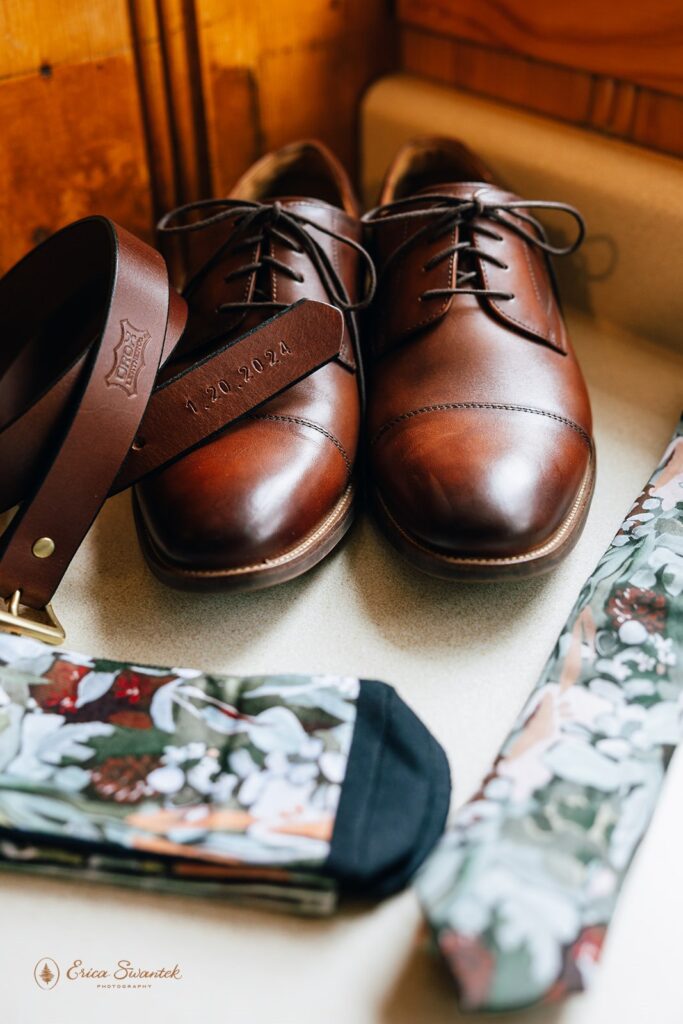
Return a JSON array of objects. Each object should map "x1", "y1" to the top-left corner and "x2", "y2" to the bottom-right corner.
[{"x1": 32, "y1": 537, "x2": 55, "y2": 559}]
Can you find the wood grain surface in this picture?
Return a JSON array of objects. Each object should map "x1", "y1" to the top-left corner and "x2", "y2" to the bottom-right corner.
[
  {"x1": 0, "y1": 53, "x2": 153, "y2": 273},
  {"x1": 0, "y1": 0, "x2": 394, "y2": 270},
  {"x1": 398, "y1": 0, "x2": 683, "y2": 94},
  {"x1": 194, "y1": 0, "x2": 395, "y2": 194},
  {"x1": 399, "y1": 15, "x2": 683, "y2": 160},
  {"x1": 0, "y1": 0, "x2": 679, "y2": 274}
]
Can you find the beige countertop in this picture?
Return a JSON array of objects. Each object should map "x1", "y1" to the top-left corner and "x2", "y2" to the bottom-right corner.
[{"x1": 4, "y1": 308, "x2": 683, "y2": 1024}]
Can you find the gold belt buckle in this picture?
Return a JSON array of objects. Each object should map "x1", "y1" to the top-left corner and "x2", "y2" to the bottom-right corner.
[{"x1": 0, "y1": 589, "x2": 66, "y2": 646}]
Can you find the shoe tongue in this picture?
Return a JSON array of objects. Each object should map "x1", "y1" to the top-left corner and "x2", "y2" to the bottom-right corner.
[
  {"x1": 179, "y1": 195, "x2": 346, "y2": 358},
  {"x1": 411, "y1": 181, "x2": 507, "y2": 203},
  {"x1": 263, "y1": 195, "x2": 342, "y2": 214},
  {"x1": 406, "y1": 182, "x2": 509, "y2": 307}
]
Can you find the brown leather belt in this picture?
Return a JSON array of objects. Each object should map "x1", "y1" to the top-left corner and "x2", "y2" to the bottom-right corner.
[{"x1": 0, "y1": 217, "x2": 344, "y2": 643}]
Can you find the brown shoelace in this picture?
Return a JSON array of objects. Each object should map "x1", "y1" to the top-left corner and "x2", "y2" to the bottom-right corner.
[
  {"x1": 363, "y1": 193, "x2": 585, "y2": 303},
  {"x1": 158, "y1": 197, "x2": 377, "y2": 322}
]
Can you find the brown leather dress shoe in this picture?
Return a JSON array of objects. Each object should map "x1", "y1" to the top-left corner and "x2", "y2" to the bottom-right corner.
[
  {"x1": 134, "y1": 141, "x2": 372, "y2": 591},
  {"x1": 363, "y1": 137, "x2": 595, "y2": 580}
]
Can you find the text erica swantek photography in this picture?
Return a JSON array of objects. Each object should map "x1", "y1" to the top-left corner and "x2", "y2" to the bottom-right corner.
[{"x1": 66, "y1": 960, "x2": 182, "y2": 981}]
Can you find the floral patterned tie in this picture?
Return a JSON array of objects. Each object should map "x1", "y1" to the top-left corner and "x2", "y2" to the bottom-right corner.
[{"x1": 418, "y1": 413, "x2": 683, "y2": 1011}]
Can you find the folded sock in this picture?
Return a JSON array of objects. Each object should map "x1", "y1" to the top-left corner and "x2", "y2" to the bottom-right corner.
[{"x1": 0, "y1": 634, "x2": 450, "y2": 914}]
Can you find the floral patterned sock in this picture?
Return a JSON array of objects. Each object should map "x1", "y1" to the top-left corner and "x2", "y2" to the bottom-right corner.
[
  {"x1": 0, "y1": 640, "x2": 449, "y2": 915},
  {"x1": 418, "y1": 412, "x2": 683, "y2": 1010}
]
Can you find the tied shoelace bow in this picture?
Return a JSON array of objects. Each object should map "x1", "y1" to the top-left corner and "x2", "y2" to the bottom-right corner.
[
  {"x1": 363, "y1": 193, "x2": 586, "y2": 303},
  {"x1": 157, "y1": 198, "x2": 377, "y2": 320}
]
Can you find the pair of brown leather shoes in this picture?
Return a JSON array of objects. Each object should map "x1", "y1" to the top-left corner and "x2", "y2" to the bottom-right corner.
[{"x1": 134, "y1": 138, "x2": 594, "y2": 590}]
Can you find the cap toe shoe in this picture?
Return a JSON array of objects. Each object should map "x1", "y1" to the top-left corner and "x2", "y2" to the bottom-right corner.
[
  {"x1": 135, "y1": 141, "x2": 364, "y2": 590},
  {"x1": 372, "y1": 405, "x2": 591, "y2": 558},
  {"x1": 364, "y1": 137, "x2": 594, "y2": 578}
]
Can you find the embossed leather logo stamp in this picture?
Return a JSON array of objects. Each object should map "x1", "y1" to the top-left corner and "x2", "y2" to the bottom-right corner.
[{"x1": 105, "y1": 320, "x2": 150, "y2": 397}]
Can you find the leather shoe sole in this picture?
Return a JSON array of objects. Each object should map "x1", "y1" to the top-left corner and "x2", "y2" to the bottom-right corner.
[
  {"x1": 133, "y1": 481, "x2": 355, "y2": 592},
  {"x1": 372, "y1": 456, "x2": 595, "y2": 581}
]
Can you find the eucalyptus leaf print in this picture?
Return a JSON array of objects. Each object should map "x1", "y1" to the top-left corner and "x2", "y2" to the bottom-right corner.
[
  {"x1": 418, "y1": 414, "x2": 683, "y2": 1011},
  {"x1": 0, "y1": 635, "x2": 359, "y2": 902},
  {"x1": 0, "y1": 637, "x2": 452, "y2": 911}
]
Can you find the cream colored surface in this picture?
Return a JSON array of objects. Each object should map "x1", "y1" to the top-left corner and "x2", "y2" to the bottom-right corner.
[
  {"x1": 4, "y1": 84, "x2": 683, "y2": 1024},
  {"x1": 362, "y1": 75, "x2": 683, "y2": 351},
  {"x1": 4, "y1": 317, "x2": 682, "y2": 1024}
]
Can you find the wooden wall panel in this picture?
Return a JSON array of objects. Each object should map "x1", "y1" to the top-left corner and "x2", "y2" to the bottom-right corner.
[
  {"x1": 0, "y1": 0, "x2": 156, "y2": 273},
  {"x1": 398, "y1": 0, "x2": 683, "y2": 95},
  {"x1": 258, "y1": 31, "x2": 391, "y2": 157},
  {"x1": 0, "y1": 55, "x2": 153, "y2": 274},
  {"x1": 194, "y1": 0, "x2": 395, "y2": 195},
  {"x1": 0, "y1": 0, "x2": 131, "y2": 77},
  {"x1": 156, "y1": 0, "x2": 211, "y2": 203},
  {"x1": 631, "y1": 91, "x2": 683, "y2": 155},
  {"x1": 400, "y1": 20, "x2": 683, "y2": 160},
  {"x1": 3, "y1": 0, "x2": 677, "y2": 278},
  {"x1": 127, "y1": 0, "x2": 179, "y2": 219},
  {"x1": 401, "y1": 30, "x2": 594, "y2": 124},
  {"x1": 0, "y1": 1, "x2": 394, "y2": 273}
]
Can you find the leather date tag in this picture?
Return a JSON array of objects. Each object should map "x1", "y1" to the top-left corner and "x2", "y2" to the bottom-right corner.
[{"x1": 114, "y1": 299, "x2": 344, "y2": 489}]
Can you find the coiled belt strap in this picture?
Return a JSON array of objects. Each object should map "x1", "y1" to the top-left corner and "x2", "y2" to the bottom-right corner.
[{"x1": 0, "y1": 217, "x2": 343, "y2": 638}]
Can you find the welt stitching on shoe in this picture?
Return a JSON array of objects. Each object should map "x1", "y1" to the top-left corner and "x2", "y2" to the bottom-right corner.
[
  {"x1": 489, "y1": 280, "x2": 562, "y2": 351},
  {"x1": 279, "y1": 203, "x2": 351, "y2": 362},
  {"x1": 330, "y1": 208, "x2": 341, "y2": 276},
  {"x1": 414, "y1": 222, "x2": 457, "y2": 331},
  {"x1": 248, "y1": 413, "x2": 353, "y2": 474},
  {"x1": 242, "y1": 228, "x2": 256, "y2": 307},
  {"x1": 522, "y1": 243, "x2": 559, "y2": 350},
  {"x1": 479, "y1": 243, "x2": 541, "y2": 341},
  {"x1": 326, "y1": 208, "x2": 350, "y2": 363},
  {"x1": 478, "y1": 222, "x2": 561, "y2": 349},
  {"x1": 523, "y1": 241, "x2": 543, "y2": 308},
  {"x1": 271, "y1": 263, "x2": 278, "y2": 303},
  {"x1": 370, "y1": 403, "x2": 592, "y2": 449}
]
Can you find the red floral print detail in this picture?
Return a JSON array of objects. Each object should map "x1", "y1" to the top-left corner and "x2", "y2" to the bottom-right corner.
[
  {"x1": 544, "y1": 924, "x2": 607, "y2": 1003},
  {"x1": 626, "y1": 487, "x2": 655, "y2": 518},
  {"x1": 90, "y1": 754, "x2": 160, "y2": 804},
  {"x1": 31, "y1": 659, "x2": 91, "y2": 714},
  {"x1": 113, "y1": 670, "x2": 175, "y2": 711},
  {"x1": 607, "y1": 586, "x2": 667, "y2": 633},
  {"x1": 439, "y1": 932, "x2": 495, "y2": 1010},
  {"x1": 617, "y1": 487, "x2": 659, "y2": 537},
  {"x1": 571, "y1": 925, "x2": 606, "y2": 966}
]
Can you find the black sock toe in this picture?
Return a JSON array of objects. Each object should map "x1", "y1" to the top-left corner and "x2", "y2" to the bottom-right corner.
[{"x1": 324, "y1": 680, "x2": 451, "y2": 897}]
